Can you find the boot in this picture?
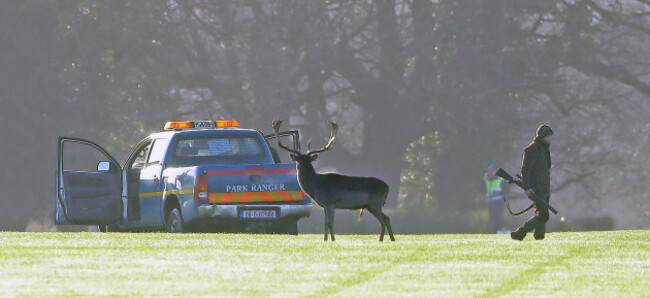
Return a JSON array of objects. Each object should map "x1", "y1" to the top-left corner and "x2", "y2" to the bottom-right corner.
[
  {"x1": 534, "y1": 224, "x2": 546, "y2": 240},
  {"x1": 510, "y1": 228, "x2": 526, "y2": 241}
]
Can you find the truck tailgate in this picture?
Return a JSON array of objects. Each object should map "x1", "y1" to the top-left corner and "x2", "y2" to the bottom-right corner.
[{"x1": 204, "y1": 163, "x2": 304, "y2": 204}]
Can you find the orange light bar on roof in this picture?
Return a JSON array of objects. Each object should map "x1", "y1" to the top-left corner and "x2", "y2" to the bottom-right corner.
[
  {"x1": 216, "y1": 120, "x2": 239, "y2": 127},
  {"x1": 164, "y1": 120, "x2": 239, "y2": 130},
  {"x1": 164, "y1": 121, "x2": 194, "y2": 130}
]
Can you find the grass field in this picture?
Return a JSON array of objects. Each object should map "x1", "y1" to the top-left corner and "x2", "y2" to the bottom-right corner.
[{"x1": 0, "y1": 231, "x2": 648, "y2": 297}]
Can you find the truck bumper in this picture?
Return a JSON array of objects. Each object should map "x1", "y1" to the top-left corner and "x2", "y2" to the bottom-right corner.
[{"x1": 196, "y1": 203, "x2": 312, "y2": 220}]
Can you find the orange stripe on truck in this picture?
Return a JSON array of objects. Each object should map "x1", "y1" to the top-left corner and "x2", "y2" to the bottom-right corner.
[
  {"x1": 208, "y1": 191, "x2": 304, "y2": 204},
  {"x1": 258, "y1": 191, "x2": 273, "y2": 202}
]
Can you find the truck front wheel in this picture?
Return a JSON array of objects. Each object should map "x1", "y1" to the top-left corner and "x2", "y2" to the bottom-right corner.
[{"x1": 166, "y1": 208, "x2": 184, "y2": 233}]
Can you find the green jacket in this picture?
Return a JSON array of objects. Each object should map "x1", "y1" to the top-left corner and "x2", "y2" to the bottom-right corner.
[{"x1": 520, "y1": 138, "x2": 551, "y2": 194}]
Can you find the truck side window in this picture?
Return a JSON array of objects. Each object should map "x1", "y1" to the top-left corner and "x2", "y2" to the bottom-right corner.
[
  {"x1": 148, "y1": 139, "x2": 168, "y2": 165},
  {"x1": 132, "y1": 143, "x2": 152, "y2": 169}
]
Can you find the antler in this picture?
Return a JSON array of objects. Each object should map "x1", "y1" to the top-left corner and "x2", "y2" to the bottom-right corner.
[
  {"x1": 307, "y1": 121, "x2": 338, "y2": 156},
  {"x1": 272, "y1": 119, "x2": 301, "y2": 154}
]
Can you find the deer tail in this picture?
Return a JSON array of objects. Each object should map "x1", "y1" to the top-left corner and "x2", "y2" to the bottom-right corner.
[{"x1": 358, "y1": 209, "x2": 364, "y2": 222}]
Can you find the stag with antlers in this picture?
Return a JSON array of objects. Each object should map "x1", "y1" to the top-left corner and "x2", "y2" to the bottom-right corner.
[{"x1": 272, "y1": 120, "x2": 395, "y2": 242}]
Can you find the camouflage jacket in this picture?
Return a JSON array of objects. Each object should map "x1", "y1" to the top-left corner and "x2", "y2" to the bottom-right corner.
[{"x1": 520, "y1": 138, "x2": 551, "y2": 194}]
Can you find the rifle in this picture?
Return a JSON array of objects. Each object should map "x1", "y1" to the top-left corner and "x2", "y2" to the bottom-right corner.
[{"x1": 494, "y1": 168, "x2": 558, "y2": 215}]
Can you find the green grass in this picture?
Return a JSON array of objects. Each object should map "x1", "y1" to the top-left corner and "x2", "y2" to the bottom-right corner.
[{"x1": 0, "y1": 231, "x2": 648, "y2": 297}]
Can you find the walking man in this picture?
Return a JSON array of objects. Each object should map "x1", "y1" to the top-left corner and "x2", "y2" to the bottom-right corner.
[{"x1": 511, "y1": 125, "x2": 553, "y2": 241}]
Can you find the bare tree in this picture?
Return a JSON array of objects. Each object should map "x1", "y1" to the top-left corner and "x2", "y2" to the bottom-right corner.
[{"x1": 3, "y1": 0, "x2": 649, "y2": 231}]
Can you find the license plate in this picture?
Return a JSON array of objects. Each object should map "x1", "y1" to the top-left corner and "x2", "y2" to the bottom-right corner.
[
  {"x1": 240, "y1": 210, "x2": 277, "y2": 219},
  {"x1": 194, "y1": 121, "x2": 216, "y2": 129}
]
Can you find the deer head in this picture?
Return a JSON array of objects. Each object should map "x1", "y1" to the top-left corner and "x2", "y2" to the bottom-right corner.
[{"x1": 272, "y1": 119, "x2": 338, "y2": 163}]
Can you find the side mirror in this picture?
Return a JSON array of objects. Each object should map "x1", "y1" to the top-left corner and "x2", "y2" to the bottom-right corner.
[{"x1": 97, "y1": 161, "x2": 112, "y2": 172}]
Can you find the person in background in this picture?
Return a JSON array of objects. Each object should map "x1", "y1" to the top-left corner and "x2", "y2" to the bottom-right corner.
[{"x1": 485, "y1": 165, "x2": 509, "y2": 233}]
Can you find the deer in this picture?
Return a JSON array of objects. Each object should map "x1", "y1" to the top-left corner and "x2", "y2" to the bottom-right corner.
[{"x1": 272, "y1": 119, "x2": 395, "y2": 242}]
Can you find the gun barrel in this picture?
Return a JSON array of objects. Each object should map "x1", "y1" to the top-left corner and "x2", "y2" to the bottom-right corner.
[{"x1": 494, "y1": 168, "x2": 514, "y2": 181}]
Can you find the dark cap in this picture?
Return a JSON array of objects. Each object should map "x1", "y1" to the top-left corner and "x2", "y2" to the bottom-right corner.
[{"x1": 536, "y1": 124, "x2": 553, "y2": 139}]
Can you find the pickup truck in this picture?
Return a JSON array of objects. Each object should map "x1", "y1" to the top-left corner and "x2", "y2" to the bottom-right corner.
[{"x1": 55, "y1": 120, "x2": 312, "y2": 233}]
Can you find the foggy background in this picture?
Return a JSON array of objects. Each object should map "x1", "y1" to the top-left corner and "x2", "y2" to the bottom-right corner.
[{"x1": 1, "y1": 1, "x2": 649, "y2": 232}]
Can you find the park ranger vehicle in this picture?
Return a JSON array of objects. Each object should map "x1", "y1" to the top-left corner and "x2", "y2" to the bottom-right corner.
[{"x1": 55, "y1": 120, "x2": 312, "y2": 233}]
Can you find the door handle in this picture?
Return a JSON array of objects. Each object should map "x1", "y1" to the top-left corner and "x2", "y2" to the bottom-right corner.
[{"x1": 153, "y1": 175, "x2": 159, "y2": 183}]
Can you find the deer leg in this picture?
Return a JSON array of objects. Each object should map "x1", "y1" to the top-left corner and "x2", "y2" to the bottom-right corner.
[
  {"x1": 383, "y1": 213, "x2": 395, "y2": 242},
  {"x1": 367, "y1": 206, "x2": 387, "y2": 242},
  {"x1": 323, "y1": 207, "x2": 329, "y2": 241},
  {"x1": 326, "y1": 205, "x2": 336, "y2": 241}
]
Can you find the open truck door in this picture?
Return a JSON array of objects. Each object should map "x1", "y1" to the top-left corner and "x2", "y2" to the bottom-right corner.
[
  {"x1": 55, "y1": 137, "x2": 122, "y2": 227},
  {"x1": 264, "y1": 130, "x2": 299, "y2": 163}
]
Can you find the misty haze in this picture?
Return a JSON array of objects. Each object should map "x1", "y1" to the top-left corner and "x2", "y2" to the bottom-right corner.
[{"x1": 2, "y1": 1, "x2": 649, "y2": 234}]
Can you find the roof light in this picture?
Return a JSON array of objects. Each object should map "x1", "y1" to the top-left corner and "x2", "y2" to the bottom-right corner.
[
  {"x1": 164, "y1": 120, "x2": 239, "y2": 130},
  {"x1": 216, "y1": 120, "x2": 239, "y2": 127},
  {"x1": 165, "y1": 121, "x2": 194, "y2": 130}
]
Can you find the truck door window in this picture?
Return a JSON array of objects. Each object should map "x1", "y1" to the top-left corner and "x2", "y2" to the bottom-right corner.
[
  {"x1": 267, "y1": 134, "x2": 297, "y2": 163},
  {"x1": 61, "y1": 141, "x2": 114, "y2": 172},
  {"x1": 131, "y1": 142, "x2": 152, "y2": 169}
]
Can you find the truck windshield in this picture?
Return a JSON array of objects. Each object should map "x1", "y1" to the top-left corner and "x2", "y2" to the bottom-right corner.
[{"x1": 170, "y1": 134, "x2": 268, "y2": 166}]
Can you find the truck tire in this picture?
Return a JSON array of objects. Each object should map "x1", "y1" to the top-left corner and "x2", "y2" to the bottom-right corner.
[
  {"x1": 287, "y1": 221, "x2": 298, "y2": 235},
  {"x1": 275, "y1": 219, "x2": 298, "y2": 235},
  {"x1": 98, "y1": 224, "x2": 119, "y2": 232},
  {"x1": 166, "y1": 208, "x2": 184, "y2": 233}
]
